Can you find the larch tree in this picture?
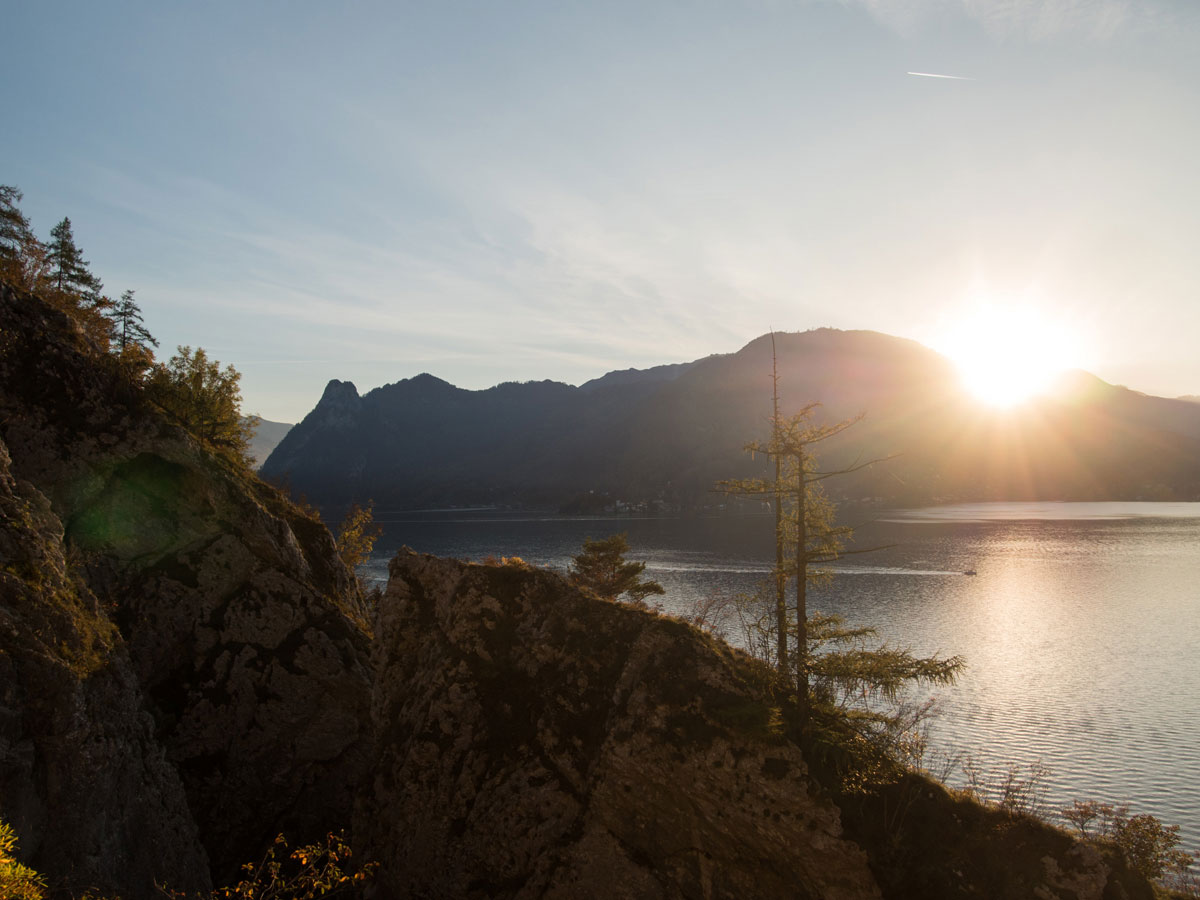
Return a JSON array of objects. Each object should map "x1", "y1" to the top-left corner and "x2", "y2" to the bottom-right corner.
[
  {"x1": 718, "y1": 333, "x2": 963, "y2": 735},
  {"x1": 336, "y1": 500, "x2": 384, "y2": 621}
]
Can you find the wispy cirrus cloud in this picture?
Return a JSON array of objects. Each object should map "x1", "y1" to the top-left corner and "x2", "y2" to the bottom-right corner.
[{"x1": 847, "y1": 0, "x2": 1177, "y2": 40}]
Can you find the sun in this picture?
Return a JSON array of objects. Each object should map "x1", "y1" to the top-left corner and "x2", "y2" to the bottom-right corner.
[{"x1": 930, "y1": 297, "x2": 1083, "y2": 407}]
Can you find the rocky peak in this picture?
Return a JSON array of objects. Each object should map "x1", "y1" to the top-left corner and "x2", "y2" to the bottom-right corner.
[
  {"x1": 310, "y1": 378, "x2": 363, "y2": 430},
  {"x1": 320, "y1": 377, "x2": 361, "y2": 405}
]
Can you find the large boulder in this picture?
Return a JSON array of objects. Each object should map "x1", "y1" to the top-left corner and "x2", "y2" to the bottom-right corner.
[{"x1": 360, "y1": 550, "x2": 882, "y2": 899}]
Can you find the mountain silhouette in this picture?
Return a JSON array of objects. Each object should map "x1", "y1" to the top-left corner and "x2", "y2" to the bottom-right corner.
[{"x1": 261, "y1": 329, "x2": 1200, "y2": 511}]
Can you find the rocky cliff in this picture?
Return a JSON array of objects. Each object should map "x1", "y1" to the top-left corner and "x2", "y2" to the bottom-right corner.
[
  {"x1": 0, "y1": 436, "x2": 211, "y2": 896},
  {"x1": 359, "y1": 552, "x2": 1156, "y2": 900},
  {"x1": 361, "y1": 551, "x2": 882, "y2": 900},
  {"x1": 0, "y1": 282, "x2": 372, "y2": 894}
]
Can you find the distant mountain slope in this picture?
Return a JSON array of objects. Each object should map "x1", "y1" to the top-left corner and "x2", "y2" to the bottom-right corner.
[
  {"x1": 578, "y1": 359, "x2": 697, "y2": 392},
  {"x1": 244, "y1": 417, "x2": 293, "y2": 468},
  {"x1": 262, "y1": 330, "x2": 1200, "y2": 510}
]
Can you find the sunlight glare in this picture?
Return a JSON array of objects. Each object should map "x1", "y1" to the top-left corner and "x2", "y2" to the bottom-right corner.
[{"x1": 932, "y1": 297, "x2": 1083, "y2": 407}]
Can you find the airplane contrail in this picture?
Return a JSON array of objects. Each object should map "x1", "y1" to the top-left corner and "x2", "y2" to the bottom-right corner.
[{"x1": 907, "y1": 71, "x2": 975, "y2": 80}]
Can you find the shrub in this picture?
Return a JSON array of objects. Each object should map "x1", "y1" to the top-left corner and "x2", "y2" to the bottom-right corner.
[
  {"x1": 163, "y1": 831, "x2": 376, "y2": 900},
  {"x1": 960, "y1": 757, "x2": 1052, "y2": 818},
  {"x1": 0, "y1": 820, "x2": 47, "y2": 900},
  {"x1": 146, "y1": 346, "x2": 256, "y2": 463},
  {"x1": 335, "y1": 501, "x2": 381, "y2": 571},
  {"x1": 1061, "y1": 800, "x2": 1196, "y2": 887}
]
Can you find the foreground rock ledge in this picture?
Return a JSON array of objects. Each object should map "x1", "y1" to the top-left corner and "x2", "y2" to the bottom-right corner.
[{"x1": 359, "y1": 550, "x2": 882, "y2": 900}]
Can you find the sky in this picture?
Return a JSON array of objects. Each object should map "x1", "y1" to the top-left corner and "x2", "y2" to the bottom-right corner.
[{"x1": 5, "y1": 0, "x2": 1200, "y2": 422}]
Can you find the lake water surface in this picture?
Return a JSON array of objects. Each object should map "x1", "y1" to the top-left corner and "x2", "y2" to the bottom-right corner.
[{"x1": 362, "y1": 502, "x2": 1200, "y2": 853}]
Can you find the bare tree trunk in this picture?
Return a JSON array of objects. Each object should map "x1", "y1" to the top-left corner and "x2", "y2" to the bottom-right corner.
[
  {"x1": 795, "y1": 457, "x2": 808, "y2": 724},
  {"x1": 771, "y1": 334, "x2": 788, "y2": 675},
  {"x1": 775, "y1": 454, "x2": 787, "y2": 672}
]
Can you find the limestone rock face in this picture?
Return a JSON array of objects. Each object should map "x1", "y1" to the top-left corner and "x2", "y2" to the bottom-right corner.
[
  {"x1": 0, "y1": 437, "x2": 211, "y2": 898},
  {"x1": 0, "y1": 283, "x2": 373, "y2": 884},
  {"x1": 361, "y1": 551, "x2": 882, "y2": 900},
  {"x1": 104, "y1": 487, "x2": 373, "y2": 882}
]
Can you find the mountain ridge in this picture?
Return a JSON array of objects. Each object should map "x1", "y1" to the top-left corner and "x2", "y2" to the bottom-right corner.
[{"x1": 263, "y1": 328, "x2": 1200, "y2": 511}]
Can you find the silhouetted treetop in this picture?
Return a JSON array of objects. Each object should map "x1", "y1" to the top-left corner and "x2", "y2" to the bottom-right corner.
[{"x1": 46, "y1": 216, "x2": 103, "y2": 305}]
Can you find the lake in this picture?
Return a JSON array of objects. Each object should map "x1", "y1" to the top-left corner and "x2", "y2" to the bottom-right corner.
[{"x1": 360, "y1": 502, "x2": 1200, "y2": 855}]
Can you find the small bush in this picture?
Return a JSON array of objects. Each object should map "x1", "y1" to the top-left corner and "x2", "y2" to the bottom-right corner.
[
  {"x1": 163, "y1": 831, "x2": 376, "y2": 900},
  {"x1": 0, "y1": 820, "x2": 47, "y2": 900},
  {"x1": 1061, "y1": 800, "x2": 1196, "y2": 888},
  {"x1": 960, "y1": 756, "x2": 1051, "y2": 819},
  {"x1": 335, "y1": 502, "x2": 381, "y2": 571},
  {"x1": 568, "y1": 533, "x2": 664, "y2": 605},
  {"x1": 478, "y1": 555, "x2": 534, "y2": 570}
]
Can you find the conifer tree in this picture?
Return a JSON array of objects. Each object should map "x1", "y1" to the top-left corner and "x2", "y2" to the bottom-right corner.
[
  {"x1": 45, "y1": 216, "x2": 103, "y2": 305},
  {"x1": 0, "y1": 185, "x2": 45, "y2": 290},
  {"x1": 569, "y1": 533, "x2": 665, "y2": 606},
  {"x1": 107, "y1": 289, "x2": 158, "y2": 368}
]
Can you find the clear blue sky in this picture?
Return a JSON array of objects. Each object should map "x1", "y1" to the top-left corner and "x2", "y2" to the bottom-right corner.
[{"x1": 6, "y1": 0, "x2": 1199, "y2": 421}]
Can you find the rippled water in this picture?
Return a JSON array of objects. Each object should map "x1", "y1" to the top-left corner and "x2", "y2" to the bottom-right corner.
[{"x1": 362, "y1": 503, "x2": 1200, "y2": 854}]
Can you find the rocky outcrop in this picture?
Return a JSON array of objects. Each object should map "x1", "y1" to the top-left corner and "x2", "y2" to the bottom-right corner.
[
  {"x1": 0, "y1": 282, "x2": 373, "y2": 889},
  {"x1": 0, "y1": 437, "x2": 211, "y2": 897},
  {"x1": 73, "y1": 440, "x2": 375, "y2": 882},
  {"x1": 361, "y1": 551, "x2": 1161, "y2": 900},
  {"x1": 360, "y1": 551, "x2": 882, "y2": 899}
]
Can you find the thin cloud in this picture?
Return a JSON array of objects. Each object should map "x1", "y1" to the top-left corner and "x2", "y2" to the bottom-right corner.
[{"x1": 852, "y1": 0, "x2": 1180, "y2": 40}]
